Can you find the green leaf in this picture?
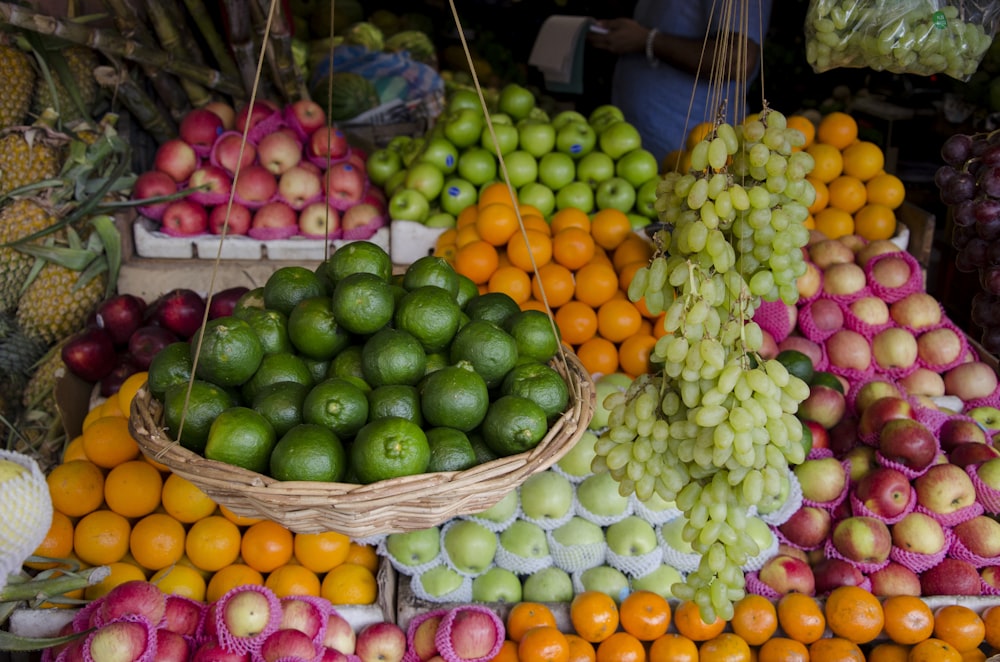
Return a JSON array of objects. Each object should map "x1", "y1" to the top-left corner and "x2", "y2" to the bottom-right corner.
[
  {"x1": 0, "y1": 628, "x2": 88, "y2": 652},
  {"x1": 90, "y1": 215, "x2": 121, "y2": 295},
  {"x1": 14, "y1": 244, "x2": 96, "y2": 270}
]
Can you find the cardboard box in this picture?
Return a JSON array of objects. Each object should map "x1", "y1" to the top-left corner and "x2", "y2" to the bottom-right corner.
[{"x1": 897, "y1": 201, "x2": 935, "y2": 269}]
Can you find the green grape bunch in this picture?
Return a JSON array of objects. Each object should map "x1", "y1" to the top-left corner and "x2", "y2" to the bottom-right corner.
[{"x1": 593, "y1": 108, "x2": 815, "y2": 622}]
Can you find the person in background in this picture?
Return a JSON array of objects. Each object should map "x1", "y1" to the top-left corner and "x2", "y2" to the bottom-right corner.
[{"x1": 588, "y1": 0, "x2": 774, "y2": 163}]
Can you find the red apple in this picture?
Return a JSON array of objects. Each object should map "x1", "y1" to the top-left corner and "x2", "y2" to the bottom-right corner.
[
  {"x1": 797, "y1": 261, "x2": 822, "y2": 299},
  {"x1": 777, "y1": 335, "x2": 823, "y2": 368},
  {"x1": 285, "y1": 99, "x2": 327, "y2": 137},
  {"x1": 757, "y1": 554, "x2": 816, "y2": 595},
  {"x1": 891, "y1": 511, "x2": 947, "y2": 555},
  {"x1": 354, "y1": 622, "x2": 406, "y2": 662},
  {"x1": 409, "y1": 613, "x2": 443, "y2": 662},
  {"x1": 278, "y1": 164, "x2": 323, "y2": 208},
  {"x1": 160, "y1": 199, "x2": 209, "y2": 236},
  {"x1": 871, "y1": 327, "x2": 919, "y2": 372},
  {"x1": 154, "y1": 138, "x2": 199, "y2": 183},
  {"x1": 86, "y1": 619, "x2": 152, "y2": 662},
  {"x1": 309, "y1": 126, "x2": 349, "y2": 161},
  {"x1": 257, "y1": 129, "x2": 303, "y2": 175},
  {"x1": 323, "y1": 611, "x2": 356, "y2": 654},
  {"x1": 758, "y1": 329, "x2": 778, "y2": 360},
  {"x1": 62, "y1": 327, "x2": 117, "y2": 381},
  {"x1": 940, "y1": 417, "x2": 989, "y2": 452},
  {"x1": 233, "y1": 164, "x2": 278, "y2": 205},
  {"x1": 855, "y1": 239, "x2": 902, "y2": 268},
  {"x1": 853, "y1": 381, "x2": 904, "y2": 416},
  {"x1": 797, "y1": 384, "x2": 847, "y2": 430},
  {"x1": 133, "y1": 170, "x2": 179, "y2": 220},
  {"x1": 149, "y1": 288, "x2": 207, "y2": 339},
  {"x1": 323, "y1": 161, "x2": 367, "y2": 205},
  {"x1": 878, "y1": 418, "x2": 938, "y2": 472},
  {"x1": 180, "y1": 108, "x2": 225, "y2": 152},
  {"x1": 259, "y1": 628, "x2": 319, "y2": 662},
  {"x1": 203, "y1": 101, "x2": 236, "y2": 130},
  {"x1": 94, "y1": 294, "x2": 146, "y2": 346},
  {"x1": 983, "y1": 566, "x2": 1000, "y2": 591},
  {"x1": 831, "y1": 516, "x2": 893, "y2": 565},
  {"x1": 868, "y1": 562, "x2": 922, "y2": 597},
  {"x1": 948, "y1": 442, "x2": 1000, "y2": 468},
  {"x1": 869, "y1": 253, "x2": 914, "y2": 289},
  {"x1": 825, "y1": 329, "x2": 872, "y2": 373},
  {"x1": 251, "y1": 201, "x2": 298, "y2": 234},
  {"x1": 809, "y1": 238, "x2": 855, "y2": 269},
  {"x1": 191, "y1": 639, "x2": 251, "y2": 662},
  {"x1": 916, "y1": 326, "x2": 964, "y2": 368},
  {"x1": 853, "y1": 466, "x2": 912, "y2": 519},
  {"x1": 811, "y1": 557, "x2": 866, "y2": 595},
  {"x1": 857, "y1": 396, "x2": 914, "y2": 439},
  {"x1": 128, "y1": 325, "x2": 179, "y2": 370},
  {"x1": 889, "y1": 292, "x2": 942, "y2": 329},
  {"x1": 208, "y1": 203, "x2": 253, "y2": 236},
  {"x1": 919, "y1": 558, "x2": 982, "y2": 596},
  {"x1": 803, "y1": 419, "x2": 829, "y2": 451},
  {"x1": 211, "y1": 132, "x2": 257, "y2": 176},
  {"x1": 849, "y1": 296, "x2": 890, "y2": 327},
  {"x1": 341, "y1": 202, "x2": 384, "y2": 232},
  {"x1": 235, "y1": 100, "x2": 279, "y2": 134},
  {"x1": 163, "y1": 595, "x2": 205, "y2": 638},
  {"x1": 155, "y1": 629, "x2": 191, "y2": 662},
  {"x1": 822, "y1": 262, "x2": 867, "y2": 297},
  {"x1": 828, "y1": 416, "x2": 860, "y2": 456},
  {"x1": 208, "y1": 287, "x2": 250, "y2": 320},
  {"x1": 944, "y1": 361, "x2": 999, "y2": 401},
  {"x1": 444, "y1": 608, "x2": 502, "y2": 661},
  {"x1": 188, "y1": 165, "x2": 233, "y2": 204},
  {"x1": 100, "y1": 579, "x2": 167, "y2": 626},
  {"x1": 897, "y1": 368, "x2": 946, "y2": 398},
  {"x1": 843, "y1": 444, "x2": 877, "y2": 483},
  {"x1": 298, "y1": 202, "x2": 339, "y2": 238},
  {"x1": 953, "y1": 515, "x2": 1000, "y2": 558},
  {"x1": 777, "y1": 506, "x2": 832, "y2": 549},
  {"x1": 913, "y1": 463, "x2": 977, "y2": 515},
  {"x1": 794, "y1": 457, "x2": 847, "y2": 503},
  {"x1": 804, "y1": 297, "x2": 844, "y2": 334}
]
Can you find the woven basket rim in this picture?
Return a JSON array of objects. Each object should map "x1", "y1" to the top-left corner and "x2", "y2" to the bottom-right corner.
[{"x1": 129, "y1": 349, "x2": 595, "y2": 536}]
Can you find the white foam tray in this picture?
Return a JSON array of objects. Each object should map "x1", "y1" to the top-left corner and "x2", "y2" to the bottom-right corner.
[{"x1": 389, "y1": 220, "x2": 448, "y2": 265}]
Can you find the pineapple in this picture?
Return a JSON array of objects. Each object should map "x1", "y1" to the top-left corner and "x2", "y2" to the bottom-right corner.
[
  {"x1": 32, "y1": 46, "x2": 99, "y2": 124},
  {"x1": 0, "y1": 120, "x2": 70, "y2": 197},
  {"x1": 16, "y1": 259, "x2": 107, "y2": 346},
  {"x1": 0, "y1": 313, "x2": 46, "y2": 423},
  {"x1": 15, "y1": 343, "x2": 67, "y2": 473},
  {"x1": 0, "y1": 40, "x2": 35, "y2": 130},
  {"x1": 0, "y1": 198, "x2": 62, "y2": 313}
]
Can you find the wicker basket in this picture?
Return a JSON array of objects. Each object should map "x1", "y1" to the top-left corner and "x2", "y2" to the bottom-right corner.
[{"x1": 129, "y1": 350, "x2": 595, "y2": 537}]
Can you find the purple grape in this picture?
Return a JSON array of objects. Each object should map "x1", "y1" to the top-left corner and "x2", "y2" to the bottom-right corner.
[
  {"x1": 967, "y1": 238, "x2": 990, "y2": 266},
  {"x1": 989, "y1": 241, "x2": 1000, "y2": 266},
  {"x1": 978, "y1": 167, "x2": 1000, "y2": 198},
  {"x1": 981, "y1": 265, "x2": 1000, "y2": 295},
  {"x1": 953, "y1": 223, "x2": 977, "y2": 249},
  {"x1": 981, "y1": 144, "x2": 1000, "y2": 169},
  {"x1": 942, "y1": 133, "x2": 974, "y2": 166},
  {"x1": 953, "y1": 199, "x2": 977, "y2": 227},
  {"x1": 972, "y1": 292, "x2": 1000, "y2": 325},
  {"x1": 956, "y1": 249, "x2": 977, "y2": 272},
  {"x1": 942, "y1": 172, "x2": 977, "y2": 205},
  {"x1": 973, "y1": 135, "x2": 993, "y2": 158},
  {"x1": 981, "y1": 327, "x2": 1000, "y2": 355},
  {"x1": 978, "y1": 214, "x2": 1000, "y2": 243},
  {"x1": 935, "y1": 165, "x2": 959, "y2": 190}
]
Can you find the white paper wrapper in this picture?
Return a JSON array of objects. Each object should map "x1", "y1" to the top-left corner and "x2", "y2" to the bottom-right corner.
[
  {"x1": 546, "y1": 531, "x2": 608, "y2": 573},
  {"x1": 494, "y1": 543, "x2": 554, "y2": 575},
  {"x1": 574, "y1": 493, "x2": 634, "y2": 527}
]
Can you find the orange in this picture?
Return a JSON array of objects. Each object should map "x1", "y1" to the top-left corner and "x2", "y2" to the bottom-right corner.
[
  {"x1": 551, "y1": 207, "x2": 591, "y2": 234},
  {"x1": 521, "y1": 299, "x2": 549, "y2": 313},
  {"x1": 507, "y1": 602, "x2": 558, "y2": 642},
  {"x1": 489, "y1": 265, "x2": 533, "y2": 304},
  {"x1": 842, "y1": 140, "x2": 885, "y2": 181},
  {"x1": 493, "y1": 640, "x2": 520, "y2": 662},
  {"x1": 649, "y1": 634, "x2": 698, "y2": 662},
  {"x1": 532, "y1": 263, "x2": 576, "y2": 309},
  {"x1": 185, "y1": 515, "x2": 242, "y2": 572},
  {"x1": 435, "y1": 240, "x2": 458, "y2": 262},
  {"x1": 240, "y1": 519, "x2": 294, "y2": 573},
  {"x1": 866, "y1": 172, "x2": 906, "y2": 209},
  {"x1": 804, "y1": 214, "x2": 815, "y2": 230},
  {"x1": 160, "y1": 473, "x2": 218, "y2": 523},
  {"x1": 27, "y1": 510, "x2": 74, "y2": 570},
  {"x1": 84, "y1": 561, "x2": 147, "y2": 600},
  {"x1": 933, "y1": 605, "x2": 985, "y2": 653},
  {"x1": 265, "y1": 563, "x2": 322, "y2": 598},
  {"x1": 807, "y1": 176, "x2": 829, "y2": 214},
  {"x1": 522, "y1": 214, "x2": 552, "y2": 236},
  {"x1": 596, "y1": 631, "x2": 645, "y2": 662},
  {"x1": 808, "y1": 636, "x2": 865, "y2": 662},
  {"x1": 757, "y1": 637, "x2": 809, "y2": 662},
  {"x1": 555, "y1": 301, "x2": 598, "y2": 346},
  {"x1": 619, "y1": 590, "x2": 670, "y2": 641},
  {"x1": 117, "y1": 371, "x2": 149, "y2": 415},
  {"x1": 827, "y1": 175, "x2": 867, "y2": 214},
  {"x1": 882, "y1": 595, "x2": 934, "y2": 645},
  {"x1": 854, "y1": 203, "x2": 896, "y2": 241},
  {"x1": 616, "y1": 260, "x2": 644, "y2": 293},
  {"x1": 553, "y1": 227, "x2": 596, "y2": 270},
  {"x1": 786, "y1": 115, "x2": 816, "y2": 149},
  {"x1": 206, "y1": 564, "x2": 264, "y2": 603},
  {"x1": 81, "y1": 415, "x2": 139, "y2": 468},
  {"x1": 673, "y1": 600, "x2": 725, "y2": 642},
  {"x1": 219, "y1": 504, "x2": 263, "y2": 526},
  {"x1": 455, "y1": 240, "x2": 500, "y2": 285},
  {"x1": 479, "y1": 182, "x2": 518, "y2": 209},
  {"x1": 570, "y1": 590, "x2": 620, "y2": 643},
  {"x1": 477, "y1": 202, "x2": 521, "y2": 247},
  {"x1": 597, "y1": 299, "x2": 642, "y2": 343},
  {"x1": 62, "y1": 435, "x2": 88, "y2": 463},
  {"x1": 457, "y1": 205, "x2": 479, "y2": 229},
  {"x1": 46, "y1": 459, "x2": 105, "y2": 518},
  {"x1": 73, "y1": 509, "x2": 131, "y2": 566},
  {"x1": 576, "y1": 337, "x2": 619, "y2": 375},
  {"x1": 813, "y1": 207, "x2": 854, "y2": 240},
  {"x1": 777, "y1": 592, "x2": 826, "y2": 644},
  {"x1": 730, "y1": 594, "x2": 777, "y2": 647},
  {"x1": 565, "y1": 634, "x2": 596, "y2": 662},
  {"x1": 149, "y1": 564, "x2": 207, "y2": 601},
  {"x1": 99, "y1": 395, "x2": 125, "y2": 418},
  {"x1": 103, "y1": 460, "x2": 163, "y2": 519},
  {"x1": 590, "y1": 209, "x2": 633, "y2": 251},
  {"x1": 816, "y1": 111, "x2": 858, "y2": 150},
  {"x1": 982, "y1": 604, "x2": 1000, "y2": 650},
  {"x1": 805, "y1": 143, "x2": 844, "y2": 183},
  {"x1": 520, "y1": 626, "x2": 570, "y2": 662},
  {"x1": 962, "y1": 648, "x2": 988, "y2": 662},
  {"x1": 909, "y1": 638, "x2": 962, "y2": 662},
  {"x1": 612, "y1": 236, "x2": 653, "y2": 272},
  {"x1": 698, "y1": 632, "x2": 751, "y2": 662},
  {"x1": 81, "y1": 404, "x2": 105, "y2": 431},
  {"x1": 344, "y1": 542, "x2": 379, "y2": 573},
  {"x1": 507, "y1": 229, "x2": 553, "y2": 272},
  {"x1": 824, "y1": 585, "x2": 884, "y2": 645},
  {"x1": 129, "y1": 512, "x2": 185, "y2": 571},
  {"x1": 686, "y1": 122, "x2": 714, "y2": 151},
  {"x1": 293, "y1": 530, "x2": 351, "y2": 574},
  {"x1": 320, "y1": 562, "x2": 377, "y2": 605},
  {"x1": 662, "y1": 149, "x2": 685, "y2": 172},
  {"x1": 574, "y1": 262, "x2": 619, "y2": 308},
  {"x1": 868, "y1": 642, "x2": 911, "y2": 662},
  {"x1": 457, "y1": 223, "x2": 483, "y2": 248},
  {"x1": 142, "y1": 452, "x2": 171, "y2": 473},
  {"x1": 618, "y1": 334, "x2": 656, "y2": 378}
]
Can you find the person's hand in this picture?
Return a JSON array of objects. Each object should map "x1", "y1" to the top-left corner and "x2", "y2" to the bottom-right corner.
[{"x1": 587, "y1": 18, "x2": 649, "y2": 55}]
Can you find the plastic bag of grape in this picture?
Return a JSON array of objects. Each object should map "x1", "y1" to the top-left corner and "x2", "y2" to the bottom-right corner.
[{"x1": 804, "y1": 0, "x2": 1000, "y2": 81}]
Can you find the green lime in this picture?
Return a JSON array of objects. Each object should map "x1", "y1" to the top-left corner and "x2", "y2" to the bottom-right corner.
[
  {"x1": 314, "y1": 261, "x2": 334, "y2": 295},
  {"x1": 394, "y1": 286, "x2": 462, "y2": 352},
  {"x1": 194, "y1": 316, "x2": 264, "y2": 387},
  {"x1": 162, "y1": 379, "x2": 234, "y2": 453},
  {"x1": 419, "y1": 362, "x2": 489, "y2": 432},
  {"x1": 500, "y1": 361, "x2": 569, "y2": 422},
  {"x1": 463, "y1": 292, "x2": 520, "y2": 326},
  {"x1": 302, "y1": 357, "x2": 332, "y2": 384},
  {"x1": 368, "y1": 384, "x2": 423, "y2": 425},
  {"x1": 425, "y1": 427, "x2": 477, "y2": 472},
  {"x1": 350, "y1": 417, "x2": 430, "y2": 483},
  {"x1": 504, "y1": 310, "x2": 560, "y2": 363},
  {"x1": 241, "y1": 352, "x2": 314, "y2": 402},
  {"x1": 468, "y1": 431, "x2": 498, "y2": 464},
  {"x1": 455, "y1": 274, "x2": 479, "y2": 309},
  {"x1": 328, "y1": 345, "x2": 365, "y2": 382},
  {"x1": 269, "y1": 423, "x2": 346, "y2": 482},
  {"x1": 481, "y1": 395, "x2": 548, "y2": 456},
  {"x1": 811, "y1": 370, "x2": 845, "y2": 394},
  {"x1": 390, "y1": 284, "x2": 408, "y2": 309},
  {"x1": 340, "y1": 375, "x2": 372, "y2": 393},
  {"x1": 424, "y1": 352, "x2": 449, "y2": 375},
  {"x1": 239, "y1": 308, "x2": 293, "y2": 355},
  {"x1": 251, "y1": 381, "x2": 309, "y2": 437},
  {"x1": 204, "y1": 406, "x2": 276, "y2": 473},
  {"x1": 287, "y1": 296, "x2": 351, "y2": 360},
  {"x1": 800, "y1": 419, "x2": 813, "y2": 457},
  {"x1": 303, "y1": 377, "x2": 369, "y2": 440},
  {"x1": 232, "y1": 287, "x2": 266, "y2": 317},
  {"x1": 776, "y1": 349, "x2": 814, "y2": 384},
  {"x1": 263, "y1": 266, "x2": 326, "y2": 316},
  {"x1": 402, "y1": 255, "x2": 459, "y2": 297},
  {"x1": 449, "y1": 320, "x2": 518, "y2": 388},
  {"x1": 361, "y1": 328, "x2": 427, "y2": 388},
  {"x1": 147, "y1": 341, "x2": 193, "y2": 401},
  {"x1": 331, "y1": 272, "x2": 396, "y2": 335},
  {"x1": 323, "y1": 241, "x2": 392, "y2": 285}
]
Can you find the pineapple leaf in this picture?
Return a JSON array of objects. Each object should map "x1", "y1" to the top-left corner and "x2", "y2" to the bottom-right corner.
[
  {"x1": 12, "y1": 243, "x2": 97, "y2": 270},
  {"x1": 73, "y1": 255, "x2": 108, "y2": 295},
  {"x1": 0, "y1": 629, "x2": 87, "y2": 652},
  {"x1": 89, "y1": 215, "x2": 121, "y2": 294}
]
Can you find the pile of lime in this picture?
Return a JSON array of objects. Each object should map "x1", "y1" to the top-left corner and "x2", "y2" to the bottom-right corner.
[{"x1": 147, "y1": 241, "x2": 569, "y2": 484}]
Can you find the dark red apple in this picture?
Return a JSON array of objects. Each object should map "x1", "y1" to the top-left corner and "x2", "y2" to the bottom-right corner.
[
  {"x1": 208, "y1": 287, "x2": 250, "y2": 320},
  {"x1": 878, "y1": 418, "x2": 938, "y2": 471},
  {"x1": 939, "y1": 417, "x2": 989, "y2": 452},
  {"x1": 94, "y1": 294, "x2": 147, "y2": 346},
  {"x1": 869, "y1": 562, "x2": 922, "y2": 597},
  {"x1": 128, "y1": 326, "x2": 179, "y2": 370},
  {"x1": 949, "y1": 441, "x2": 1000, "y2": 468},
  {"x1": 777, "y1": 506, "x2": 832, "y2": 549},
  {"x1": 62, "y1": 327, "x2": 117, "y2": 382},
  {"x1": 812, "y1": 557, "x2": 866, "y2": 595},
  {"x1": 803, "y1": 419, "x2": 830, "y2": 451},
  {"x1": 99, "y1": 354, "x2": 141, "y2": 397},
  {"x1": 853, "y1": 466, "x2": 912, "y2": 518},
  {"x1": 149, "y1": 289, "x2": 207, "y2": 339},
  {"x1": 191, "y1": 639, "x2": 251, "y2": 662},
  {"x1": 828, "y1": 415, "x2": 860, "y2": 456},
  {"x1": 858, "y1": 396, "x2": 914, "y2": 438},
  {"x1": 919, "y1": 558, "x2": 982, "y2": 596}
]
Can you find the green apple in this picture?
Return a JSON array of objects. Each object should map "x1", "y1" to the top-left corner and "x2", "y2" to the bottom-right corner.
[
  {"x1": 498, "y1": 83, "x2": 536, "y2": 121},
  {"x1": 417, "y1": 564, "x2": 465, "y2": 598},
  {"x1": 627, "y1": 213, "x2": 652, "y2": 230},
  {"x1": 517, "y1": 120, "x2": 557, "y2": 159},
  {"x1": 576, "y1": 470, "x2": 630, "y2": 520},
  {"x1": 448, "y1": 88, "x2": 482, "y2": 114},
  {"x1": 660, "y1": 516, "x2": 694, "y2": 554},
  {"x1": 518, "y1": 182, "x2": 555, "y2": 218},
  {"x1": 745, "y1": 516, "x2": 776, "y2": 556},
  {"x1": 405, "y1": 161, "x2": 446, "y2": 201},
  {"x1": 552, "y1": 110, "x2": 588, "y2": 130},
  {"x1": 575, "y1": 151, "x2": 616, "y2": 190},
  {"x1": 551, "y1": 516, "x2": 606, "y2": 548},
  {"x1": 481, "y1": 122, "x2": 519, "y2": 157},
  {"x1": 538, "y1": 152, "x2": 576, "y2": 191},
  {"x1": 419, "y1": 138, "x2": 459, "y2": 175},
  {"x1": 555, "y1": 181, "x2": 594, "y2": 213},
  {"x1": 444, "y1": 109, "x2": 485, "y2": 148},
  {"x1": 498, "y1": 520, "x2": 549, "y2": 559},
  {"x1": 555, "y1": 120, "x2": 597, "y2": 159},
  {"x1": 630, "y1": 564, "x2": 683, "y2": 599},
  {"x1": 502, "y1": 150, "x2": 539, "y2": 189},
  {"x1": 606, "y1": 515, "x2": 658, "y2": 557},
  {"x1": 457, "y1": 147, "x2": 498, "y2": 186},
  {"x1": 384, "y1": 168, "x2": 408, "y2": 198},
  {"x1": 386, "y1": 526, "x2": 441, "y2": 567},
  {"x1": 471, "y1": 567, "x2": 522, "y2": 603},
  {"x1": 755, "y1": 472, "x2": 792, "y2": 516},
  {"x1": 595, "y1": 176, "x2": 636, "y2": 213},
  {"x1": 522, "y1": 567, "x2": 574, "y2": 603},
  {"x1": 386, "y1": 135, "x2": 414, "y2": 153},
  {"x1": 424, "y1": 212, "x2": 457, "y2": 229},
  {"x1": 365, "y1": 148, "x2": 403, "y2": 187},
  {"x1": 599, "y1": 121, "x2": 643, "y2": 160},
  {"x1": 443, "y1": 520, "x2": 498, "y2": 574},
  {"x1": 400, "y1": 137, "x2": 426, "y2": 167},
  {"x1": 579, "y1": 565, "x2": 630, "y2": 602},
  {"x1": 634, "y1": 178, "x2": 660, "y2": 218},
  {"x1": 473, "y1": 490, "x2": 519, "y2": 524},
  {"x1": 588, "y1": 104, "x2": 626, "y2": 133},
  {"x1": 556, "y1": 430, "x2": 598, "y2": 478},
  {"x1": 590, "y1": 372, "x2": 633, "y2": 430},
  {"x1": 633, "y1": 491, "x2": 677, "y2": 520},
  {"x1": 969, "y1": 406, "x2": 1000, "y2": 430},
  {"x1": 527, "y1": 106, "x2": 551, "y2": 123},
  {"x1": 489, "y1": 112, "x2": 514, "y2": 126},
  {"x1": 439, "y1": 176, "x2": 478, "y2": 216},
  {"x1": 388, "y1": 187, "x2": 431, "y2": 223},
  {"x1": 519, "y1": 470, "x2": 573, "y2": 521},
  {"x1": 615, "y1": 148, "x2": 660, "y2": 188}
]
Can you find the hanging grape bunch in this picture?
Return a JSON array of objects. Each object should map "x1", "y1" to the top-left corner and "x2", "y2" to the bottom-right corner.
[
  {"x1": 937, "y1": 132, "x2": 1000, "y2": 353},
  {"x1": 594, "y1": 108, "x2": 815, "y2": 623}
]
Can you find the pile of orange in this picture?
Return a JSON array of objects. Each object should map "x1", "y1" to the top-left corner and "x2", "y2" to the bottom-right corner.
[
  {"x1": 434, "y1": 183, "x2": 662, "y2": 378},
  {"x1": 490, "y1": 588, "x2": 1000, "y2": 662},
  {"x1": 803, "y1": 111, "x2": 906, "y2": 242},
  {"x1": 31, "y1": 373, "x2": 379, "y2": 606}
]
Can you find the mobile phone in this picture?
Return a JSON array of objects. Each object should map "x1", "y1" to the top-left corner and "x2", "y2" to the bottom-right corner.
[{"x1": 589, "y1": 24, "x2": 609, "y2": 34}]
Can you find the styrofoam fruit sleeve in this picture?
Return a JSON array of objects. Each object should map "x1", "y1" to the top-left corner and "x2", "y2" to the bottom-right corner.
[
  {"x1": 889, "y1": 528, "x2": 952, "y2": 574},
  {"x1": 849, "y1": 487, "x2": 917, "y2": 525},
  {"x1": 826, "y1": 360, "x2": 876, "y2": 388},
  {"x1": 874, "y1": 450, "x2": 939, "y2": 482},
  {"x1": 247, "y1": 111, "x2": 288, "y2": 145},
  {"x1": 82, "y1": 614, "x2": 158, "y2": 662},
  {"x1": 913, "y1": 406, "x2": 954, "y2": 438},
  {"x1": 409, "y1": 564, "x2": 474, "y2": 604},
  {"x1": 550, "y1": 463, "x2": 590, "y2": 485},
  {"x1": 377, "y1": 538, "x2": 441, "y2": 577},
  {"x1": 756, "y1": 470, "x2": 804, "y2": 527},
  {"x1": 606, "y1": 545, "x2": 664, "y2": 578},
  {"x1": 213, "y1": 585, "x2": 282, "y2": 656},
  {"x1": 914, "y1": 501, "x2": 985, "y2": 527},
  {"x1": 741, "y1": 529, "x2": 780, "y2": 573},
  {"x1": 494, "y1": 542, "x2": 554, "y2": 575},
  {"x1": 520, "y1": 508, "x2": 575, "y2": 532},
  {"x1": 656, "y1": 523, "x2": 701, "y2": 575},
  {"x1": 438, "y1": 520, "x2": 498, "y2": 579},
  {"x1": 461, "y1": 502, "x2": 523, "y2": 534},
  {"x1": 865, "y1": 251, "x2": 924, "y2": 303},
  {"x1": 573, "y1": 492, "x2": 634, "y2": 527},
  {"x1": 949, "y1": 530, "x2": 1000, "y2": 567},
  {"x1": 406, "y1": 608, "x2": 450, "y2": 661},
  {"x1": 72, "y1": 596, "x2": 104, "y2": 633},
  {"x1": 823, "y1": 283, "x2": 873, "y2": 306},
  {"x1": 569, "y1": 569, "x2": 630, "y2": 602},
  {"x1": 434, "y1": 605, "x2": 505, "y2": 662},
  {"x1": 807, "y1": 447, "x2": 835, "y2": 460},
  {"x1": 743, "y1": 572, "x2": 782, "y2": 599},
  {"x1": 545, "y1": 530, "x2": 607, "y2": 573},
  {"x1": 822, "y1": 538, "x2": 890, "y2": 575},
  {"x1": 629, "y1": 494, "x2": 682, "y2": 526},
  {"x1": 0, "y1": 449, "x2": 53, "y2": 588},
  {"x1": 354, "y1": 533, "x2": 387, "y2": 548},
  {"x1": 967, "y1": 463, "x2": 1000, "y2": 515}
]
